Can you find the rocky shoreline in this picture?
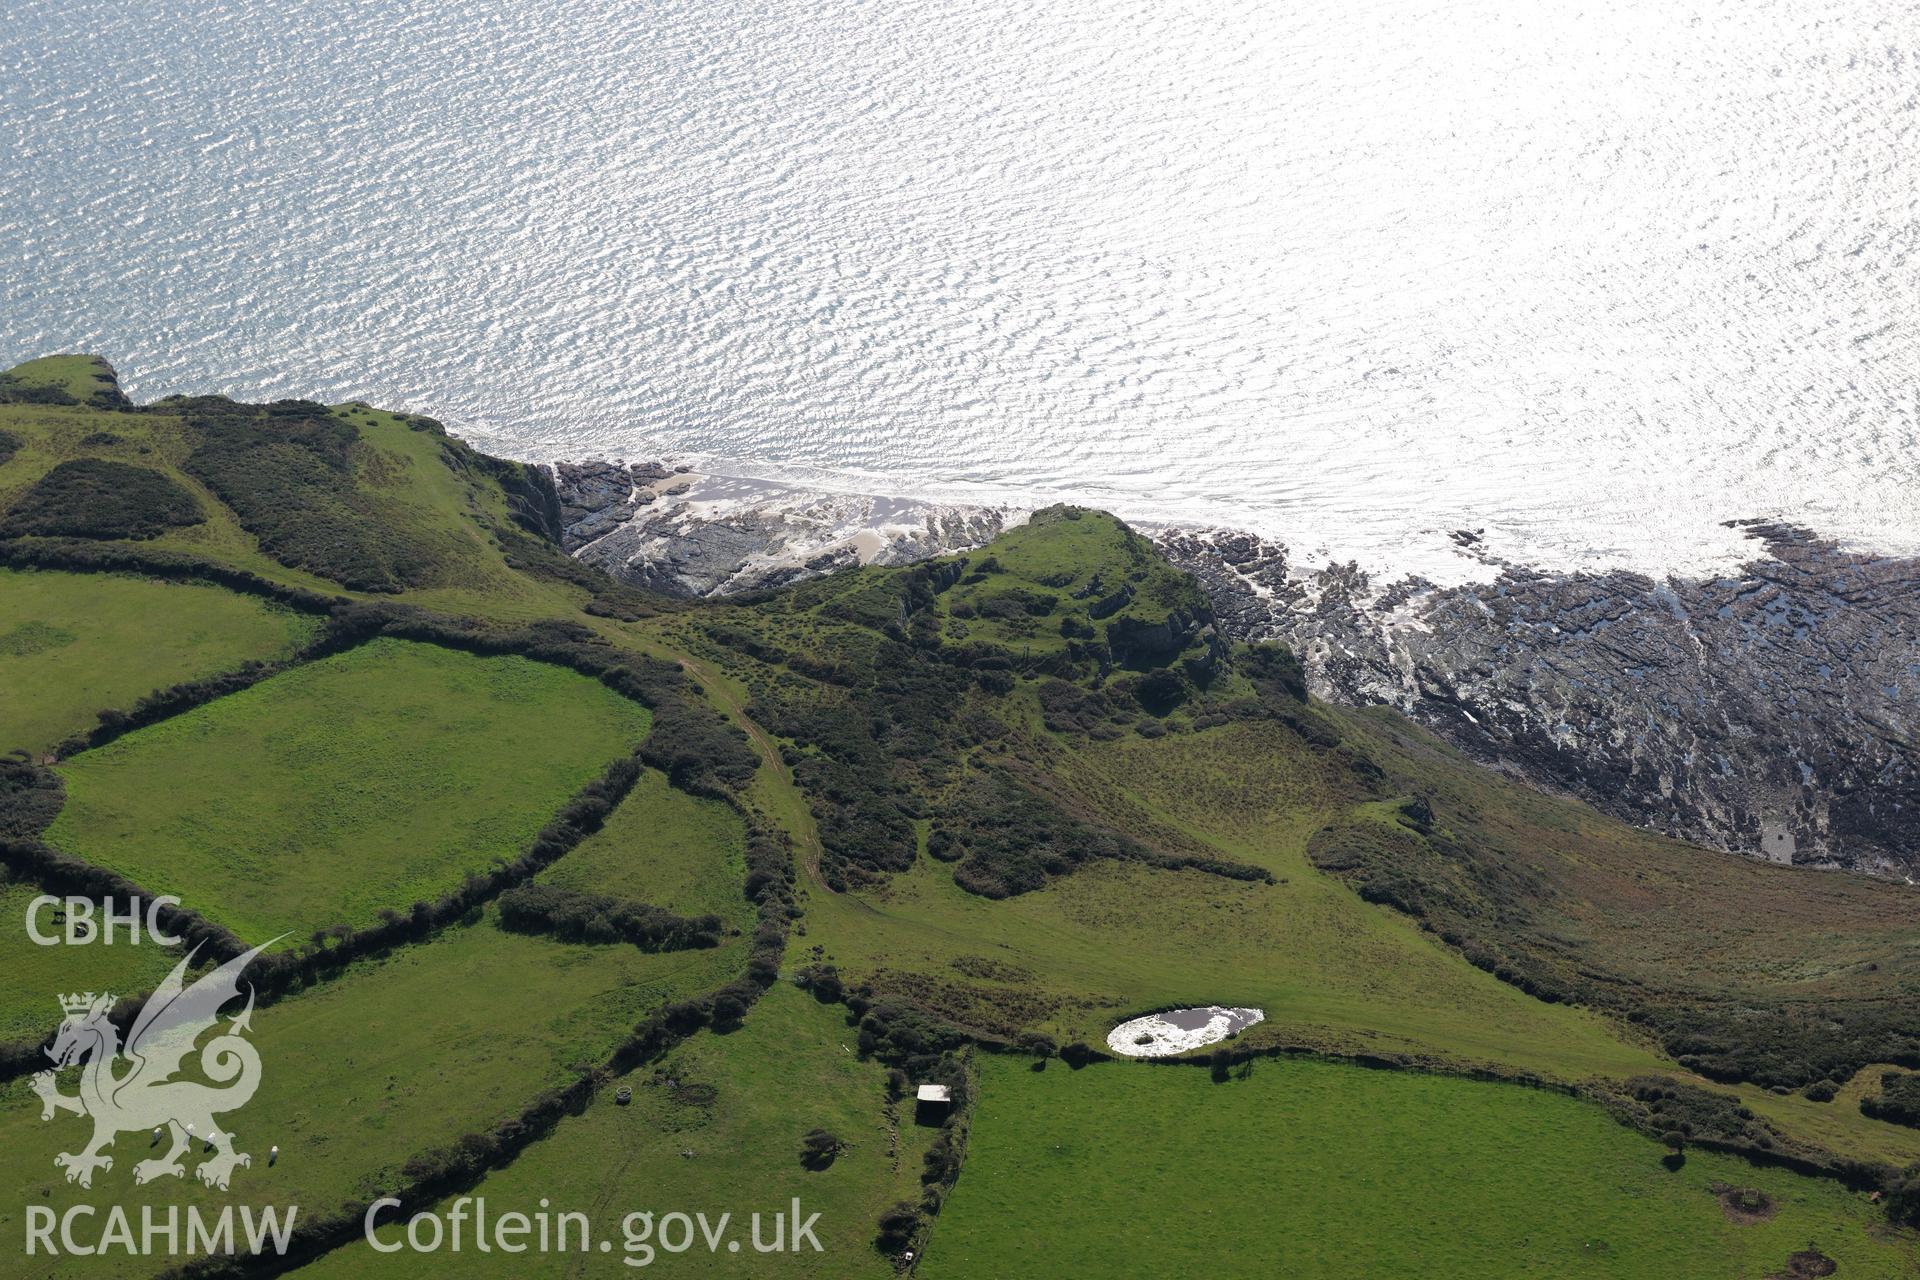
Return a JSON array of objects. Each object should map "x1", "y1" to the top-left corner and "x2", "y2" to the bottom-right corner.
[
  {"x1": 550, "y1": 459, "x2": 1012, "y2": 596},
  {"x1": 1160, "y1": 521, "x2": 1920, "y2": 880},
  {"x1": 546, "y1": 459, "x2": 1919, "y2": 879}
]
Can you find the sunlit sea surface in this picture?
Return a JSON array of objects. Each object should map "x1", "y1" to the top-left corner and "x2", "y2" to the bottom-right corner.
[{"x1": 2, "y1": 0, "x2": 1913, "y2": 581}]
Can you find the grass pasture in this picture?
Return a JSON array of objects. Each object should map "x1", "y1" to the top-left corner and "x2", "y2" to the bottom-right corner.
[
  {"x1": 45, "y1": 638, "x2": 651, "y2": 939},
  {"x1": 301, "y1": 981, "x2": 932, "y2": 1279},
  {"x1": 1, "y1": 355, "x2": 124, "y2": 405},
  {"x1": 536, "y1": 768, "x2": 755, "y2": 932},
  {"x1": 926, "y1": 1055, "x2": 1920, "y2": 1280},
  {"x1": 0, "y1": 881, "x2": 185, "y2": 1045},
  {"x1": 0, "y1": 568, "x2": 317, "y2": 756},
  {"x1": 800, "y1": 720, "x2": 1668, "y2": 1083},
  {"x1": 0, "y1": 914, "x2": 744, "y2": 1279}
]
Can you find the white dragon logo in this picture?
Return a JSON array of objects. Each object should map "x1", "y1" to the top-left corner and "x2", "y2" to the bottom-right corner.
[{"x1": 31, "y1": 939, "x2": 279, "y2": 1191}]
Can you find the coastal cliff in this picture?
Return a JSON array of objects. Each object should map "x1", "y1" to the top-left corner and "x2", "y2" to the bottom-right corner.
[
  {"x1": 1161, "y1": 522, "x2": 1920, "y2": 878},
  {"x1": 549, "y1": 460, "x2": 1010, "y2": 596},
  {"x1": 549, "y1": 459, "x2": 1919, "y2": 878}
]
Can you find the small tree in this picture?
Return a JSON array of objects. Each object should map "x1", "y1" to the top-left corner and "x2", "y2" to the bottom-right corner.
[
  {"x1": 875, "y1": 1201, "x2": 920, "y2": 1255},
  {"x1": 799, "y1": 1128, "x2": 843, "y2": 1170},
  {"x1": 1885, "y1": 1163, "x2": 1920, "y2": 1229},
  {"x1": 797, "y1": 964, "x2": 844, "y2": 1004},
  {"x1": 711, "y1": 991, "x2": 749, "y2": 1029},
  {"x1": 1017, "y1": 1031, "x2": 1057, "y2": 1069}
]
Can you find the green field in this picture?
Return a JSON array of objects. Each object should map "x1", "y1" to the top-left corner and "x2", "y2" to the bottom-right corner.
[
  {"x1": 45, "y1": 638, "x2": 652, "y2": 939},
  {"x1": 0, "y1": 881, "x2": 185, "y2": 1044},
  {"x1": 793, "y1": 721, "x2": 1668, "y2": 1084},
  {"x1": 2, "y1": 355, "x2": 124, "y2": 404},
  {"x1": 0, "y1": 914, "x2": 744, "y2": 1279},
  {"x1": 10, "y1": 365, "x2": 1920, "y2": 1279},
  {"x1": 536, "y1": 768, "x2": 755, "y2": 932},
  {"x1": 0, "y1": 568, "x2": 316, "y2": 756},
  {"x1": 303, "y1": 982, "x2": 935, "y2": 1278},
  {"x1": 926, "y1": 1056, "x2": 1919, "y2": 1280}
]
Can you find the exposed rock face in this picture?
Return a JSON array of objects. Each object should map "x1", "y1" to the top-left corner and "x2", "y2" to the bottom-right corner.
[
  {"x1": 545, "y1": 461, "x2": 1012, "y2": 597},
  {"x1": 545, "y1": 454, "x2": 1918, "y2": 877},
  {"x1": 1157, "y1": 522, "x2": 1920, "y2": 877}
]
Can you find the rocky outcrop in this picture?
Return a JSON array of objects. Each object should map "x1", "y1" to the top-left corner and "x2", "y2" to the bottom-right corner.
[
  {"x1": 1105, "y1": 605, "x2": 1208, "y2": 665},
  {"x1": 1158, "y1": 522, "x2": 1920, "y2": 878},
  {"x1": 545, "y1": 460, "x2": 1012, "y2": 597},
  {"x1": 542, "y1": 454, "x2": 1919, "y2": 877}
]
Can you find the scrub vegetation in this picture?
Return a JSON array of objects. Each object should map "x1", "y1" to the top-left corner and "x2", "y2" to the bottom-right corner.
[{"x1": 1, "y1": 358, "x2": 1916, "y2": 1280}]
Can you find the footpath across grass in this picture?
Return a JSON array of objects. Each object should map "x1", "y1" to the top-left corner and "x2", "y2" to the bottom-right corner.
[
  {"x1": 924, "y1": 1054, "x2": 1917, "y2": 1280},
  {"x1": 46, "y1": 637, "x2": 651, "y2": 939}
]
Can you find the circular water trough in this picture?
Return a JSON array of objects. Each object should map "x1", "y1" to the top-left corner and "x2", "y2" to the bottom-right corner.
[{"x1": 1105, "y1": 1006, "x2": 1265, "y2": 1058}]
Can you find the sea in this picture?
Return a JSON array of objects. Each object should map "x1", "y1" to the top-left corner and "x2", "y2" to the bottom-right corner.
[{"x1": 1, "y1": 0, "x2": 1913, "y2": 582}]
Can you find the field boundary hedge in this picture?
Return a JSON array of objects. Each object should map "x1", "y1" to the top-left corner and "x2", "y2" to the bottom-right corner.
[
  {"x1": 0, "y1": 550, "x2": 761, "y2": 1081},
  {"x1": 152, "y1": 806, "x2": 796, "y2": 1280}
]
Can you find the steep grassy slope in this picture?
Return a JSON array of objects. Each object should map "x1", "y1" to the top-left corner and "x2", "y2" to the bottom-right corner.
[
  {"x1": 681, "y1": 513, "x2": 1920, "y2": 1091},
  {"x1": 929, "y1": 1056, "x2": 1916, "y2": 1280},
  {"x1": 0, "y1": 567, "x2": 316, "y2": 756},
  {"x1": 0, "y1": 355, "x2": 130, "y2": 408},
  {"x1": 45, "y1": 638, "x2": 651, "y2": 939},
  {"x1": 672, "y1": 503, "x2": 1920, "y2": 1213},
  {"x1": 0, "y1": 360, "x2": 657, "y2": 625},
  {"x1": 1321, "y1": 706, "x2": 1920, "y2": 1089}
]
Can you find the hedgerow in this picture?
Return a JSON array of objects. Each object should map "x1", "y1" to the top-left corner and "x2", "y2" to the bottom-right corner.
[
  {"x1": 497, "y1": 883, "x2": 723, "y2": 952},
  {"x1": 1861, "y1": 1071, "x2": 1920, "y2": 1128}
]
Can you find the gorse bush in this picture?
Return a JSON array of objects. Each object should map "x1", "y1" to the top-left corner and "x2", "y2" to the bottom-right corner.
[
  {"x1": 496, "y1": 883, "x2": 724, "y2": 952},
  {"x1": 1861, "y1": 1071, "x2": 1920, "y2": 1129},
  {"x1": 935, "y1": 772, "x2": 1268, "y2": 899},
  {"x1": 180, "y1": 398, "x2": 442, "y2": 591},
  {"x1": 0, "y1": 376, "x2": 76, "y2": 406},
  {"x1": 0, "y1": 756, "x2": 64, "y2": 840},
  {"x1": 798, "y1": 1128, "x2": 843, "y2": 1169},
  {"x1": 2, "y1": 459, "x2": 204, "y2": 540}
]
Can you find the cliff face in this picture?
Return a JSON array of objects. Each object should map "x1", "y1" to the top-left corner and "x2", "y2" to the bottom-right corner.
[
  {"x1": 1159, "y1": 522, "x2": 1920, "y2": 877},
  {"x1": 549, "y1": 457, "x2": 1919, "y2": 877},
  {"x1": 548, "y1": 460, "x2": 1009, "y2": 597}
]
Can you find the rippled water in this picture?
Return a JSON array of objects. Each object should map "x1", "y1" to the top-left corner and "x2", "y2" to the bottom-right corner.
[{"x1": 1, "y1": 0, "x2": 1913, "y2": 579}]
